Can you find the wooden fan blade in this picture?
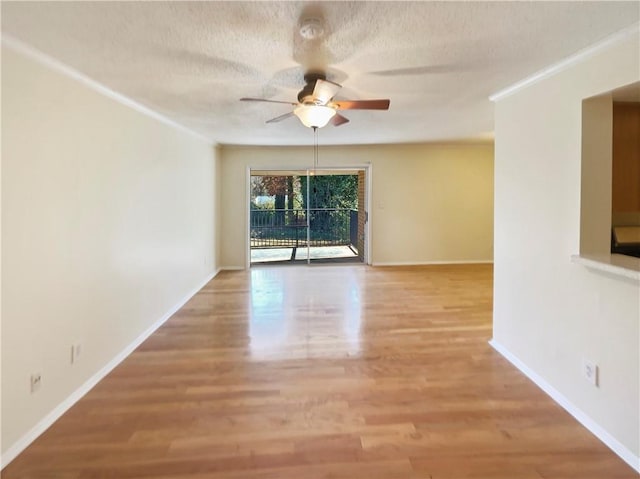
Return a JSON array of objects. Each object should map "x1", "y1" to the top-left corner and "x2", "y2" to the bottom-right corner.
[
  {"x1": 266, "y1": 112, "x2": 295, "y2": 124},
  {"x1": 240, "y1": 97, "x2": 297, "y2": 106},
  {"x1": 312, "y1": 79, "x2": 342, "y2": 105},
  {"x1": 333, "y1": 99, "x2": 390, "y2": 110},
  {"x1": 331, "y1": 113, "x2": 350, "y2": 127}
]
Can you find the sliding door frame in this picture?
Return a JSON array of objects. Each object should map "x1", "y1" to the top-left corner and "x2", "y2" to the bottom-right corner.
[{"x1": 245, "y1": 164, "x2": 372, "y2": 269}]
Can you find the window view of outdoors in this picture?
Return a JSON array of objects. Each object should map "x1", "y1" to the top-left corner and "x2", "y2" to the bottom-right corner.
[{"x1": 250, "y1": 173, "x2": 362, "y2": 264}]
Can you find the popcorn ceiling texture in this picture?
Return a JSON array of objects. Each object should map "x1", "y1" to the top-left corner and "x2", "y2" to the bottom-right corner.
[{"x1": 2, "y1": 1, "x2": 638, "y2": 145}]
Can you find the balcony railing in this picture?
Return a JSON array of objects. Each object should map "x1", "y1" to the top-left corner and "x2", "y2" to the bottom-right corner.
[{"x1": 250, "y1": 208, "x2": 357, "y2": 249}]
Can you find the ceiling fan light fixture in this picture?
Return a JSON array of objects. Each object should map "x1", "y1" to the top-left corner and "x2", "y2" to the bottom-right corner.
[{"x1": 293, "y1": 104, "x2": 336, "y2": 128}]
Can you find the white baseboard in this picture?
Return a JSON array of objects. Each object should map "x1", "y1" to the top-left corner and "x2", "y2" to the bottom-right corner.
[
  {"x1": 220, "y1": 266, "x2": 245, "y2": 271},
  {"x1": 372, "y1": 260, "x2": 493, "y2": 266},
  {"x1": 489, "y1": 339, "x2": 640, "y2": 473},
  {"x1": 1, "y1": 270, "x2": 217, "y2": 469}
]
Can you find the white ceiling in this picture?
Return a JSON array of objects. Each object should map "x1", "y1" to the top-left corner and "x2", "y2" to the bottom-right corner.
[{"x1": 2, "y1": 1, "x2": 638, "y2": 146}]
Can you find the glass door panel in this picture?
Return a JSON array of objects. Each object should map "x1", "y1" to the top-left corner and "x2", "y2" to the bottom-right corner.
[
  {"x1": 250, "y1": 169, "x2": 364, "y2": 266},
  {"x1": 250, "y1": 171, "x2": 307, "y2": 265},
  {"x1": 307, "y1": 172, "x2": 361, "y2": 264}
]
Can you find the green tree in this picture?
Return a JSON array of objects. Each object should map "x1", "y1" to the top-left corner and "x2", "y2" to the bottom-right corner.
[
  {"x1": 300, "y1": 175, "x2": 358, "y2": 210},
  {"x1": 257, "y1": 175, "x2": 301, "y2": 224},
  {"x1": 299, "y1": 175, "x2": 358, "y2": 237}
]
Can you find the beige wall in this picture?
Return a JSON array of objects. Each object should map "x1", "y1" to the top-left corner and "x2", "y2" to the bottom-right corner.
[
  {"x1": 580, "y1": 94, "x2": 613, "y2": 256},
  {"x1": 1, "y1": 45, "x2": 218, "y2": 457},
  {"x1": 220, "y1": 143, "x2": 494, "y2": 268},
  {"x1": 492, "y1": 29, "x2": 640, "y2": 463}
]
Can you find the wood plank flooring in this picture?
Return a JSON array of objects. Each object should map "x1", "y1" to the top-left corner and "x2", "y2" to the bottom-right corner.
[{"x1": 3, "y1": 264, "x2": 637, "y2": 478}]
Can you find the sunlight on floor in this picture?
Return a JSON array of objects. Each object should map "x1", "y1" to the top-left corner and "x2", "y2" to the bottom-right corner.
[
  {"x1": 248, "y1": 266, "x2": 363, "y2": 360},
  {"x1": 251, "y1": 245, "x2": 358, "y2": 263}
]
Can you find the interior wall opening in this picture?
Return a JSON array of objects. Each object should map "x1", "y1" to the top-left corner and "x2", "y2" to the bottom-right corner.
[{"x1": 580, "y1": 81, "x2": 640, "y2": 259}]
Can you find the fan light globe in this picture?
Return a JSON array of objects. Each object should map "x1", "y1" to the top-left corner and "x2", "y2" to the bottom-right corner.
[{"x1": 293, "y1": 105, "x2": 336, "y2": 128}]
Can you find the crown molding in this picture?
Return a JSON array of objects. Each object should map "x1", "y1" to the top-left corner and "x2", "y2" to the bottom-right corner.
[
  {"x1": 489, "y1": 22, "x2": 640, "y2": 102},
  {"x1": 1, "y1": 33, "x2": 214, "y2": 145}
]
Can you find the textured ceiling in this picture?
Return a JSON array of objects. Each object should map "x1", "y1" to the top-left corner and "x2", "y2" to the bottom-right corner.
[{"x1": 2, "y1": 1, "x2": 639, "y2": 146}]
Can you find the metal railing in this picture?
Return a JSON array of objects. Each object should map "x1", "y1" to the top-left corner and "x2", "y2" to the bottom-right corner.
[{"x1": 250, "y1": 208, "x2": 356, "y2": 248}]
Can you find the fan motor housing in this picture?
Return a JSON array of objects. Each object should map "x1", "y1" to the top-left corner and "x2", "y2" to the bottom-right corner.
[{"x1": 298, "y1": 72, "x2": 326, "y2": 104}]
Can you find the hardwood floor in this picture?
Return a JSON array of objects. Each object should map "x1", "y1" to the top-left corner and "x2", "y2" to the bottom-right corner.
[{"x1": 3, "y1": 264, "x2": 637, "y2": 478}]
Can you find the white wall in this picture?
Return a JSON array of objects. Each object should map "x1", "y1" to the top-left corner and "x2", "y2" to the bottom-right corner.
[
  {"x1": 492, "y1": 28, "x2": 640, "y2": 467},
  {"x1": 1, "y1": 45, "x2": 218, "y2": 459},
  {"x1": 220, "y1": 143, "x2": 494, "y2": 268}
]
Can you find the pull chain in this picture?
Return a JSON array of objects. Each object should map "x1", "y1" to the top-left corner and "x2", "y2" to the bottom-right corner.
[{"x1": 313, "y1": 126, "x2": 318, "y2": 170}]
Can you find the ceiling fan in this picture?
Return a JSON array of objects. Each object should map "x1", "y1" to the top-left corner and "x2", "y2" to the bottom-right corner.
[{"x1": 240, "y1": 71, "x2": 390, "y2": 129}]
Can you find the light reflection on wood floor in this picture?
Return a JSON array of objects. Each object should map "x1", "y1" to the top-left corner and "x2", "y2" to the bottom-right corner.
[
  {"x1": 3, "y1": 264, "x2": 636, "y2": 478},
  {"x1": 248, "y1": 266, "x2": 363, "y2": 360}
]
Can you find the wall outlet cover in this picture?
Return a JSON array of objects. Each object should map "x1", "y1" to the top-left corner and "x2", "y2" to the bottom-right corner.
[{"x1": 582, "y1": 358, "x2": 599, "y2": 387}]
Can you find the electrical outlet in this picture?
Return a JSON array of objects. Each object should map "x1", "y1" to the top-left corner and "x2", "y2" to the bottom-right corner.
[
  {"x1": 30, "y1": 373, "x2": 42, "y2": 394},
  {"x1": 582, "y1": 359, "x2": 599, "y2": 387},
  {"x1": 71, "y1": 343, "x2": 82, "y2": 364}
]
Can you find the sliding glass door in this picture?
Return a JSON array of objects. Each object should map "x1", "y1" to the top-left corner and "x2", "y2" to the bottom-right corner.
[{"x1": 249, "y1": 169, "x2": 365, "y2": 266}]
